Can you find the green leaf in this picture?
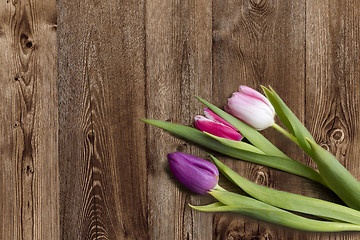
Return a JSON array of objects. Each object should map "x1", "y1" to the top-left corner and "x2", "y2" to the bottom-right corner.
[
  {"x1": 194, "y1": 96, "x2": 288, "y2": 158},
  {"x1": 306, "y1": 138, "x2": 360, "y2": 210},
  {"x1": 261, "y1": 86, "x2": 314, "y2": 155},
  {"x1": 203, "y1": 132, "x2": 265, "y2": 154},
  {"x1": 261, "y1": 86, "x2": 294, "y2": 135},
  {"x1": 211, "y1": 155, "x2": 360, "y2": 224},
  {"x1": 141, "y1": 119, "x2": 324, "y2": 184},
  {"x1": 199, "y1": 190, "x2": 360, "y2": 232},
  {"x1": 189, "y1": 202, "x2": 232, "y2": 212}
]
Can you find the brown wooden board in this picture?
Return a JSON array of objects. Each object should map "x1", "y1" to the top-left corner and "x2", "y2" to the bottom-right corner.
[
  {"x1": 0, "y1": 0, "x2": 359, "y2": 239},
  {"x1": 0, "y1": 0, "x2": 58, "y2": 239}
]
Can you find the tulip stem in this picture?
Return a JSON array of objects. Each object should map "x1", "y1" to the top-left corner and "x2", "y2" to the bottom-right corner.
[
  {"x1": 214, "y1": 184, "x2": 227, "y2": 192},
  {"x1": 272, "y1": 123, "x2": 299, "y2": 146}
]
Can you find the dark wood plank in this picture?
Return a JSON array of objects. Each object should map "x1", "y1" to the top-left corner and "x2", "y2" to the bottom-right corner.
[
  {"x1": 58, "y1": 1, "x2": 147, "y2": 239},
  {"x1": 145, "y1": 0, "x2": 213, "y2": 239},
  {"x1": 0, "y1": 0, "x2": 58, "y2": 239},
  {"x1": 306, "y1": 1, "x2": 360, "y2": 239},
  {"x1": 212, "y1": 0, "x2": 310, "y2": 239}
]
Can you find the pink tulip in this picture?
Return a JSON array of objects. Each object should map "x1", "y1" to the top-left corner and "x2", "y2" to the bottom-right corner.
[
  {"x1": 225, "y1": 85, "x2": 275, "y2": 130},
  {"x1": 194, "y1": 109, "x2": 242, "y2": 141}
]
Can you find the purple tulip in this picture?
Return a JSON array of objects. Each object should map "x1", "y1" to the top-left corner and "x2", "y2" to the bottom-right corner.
[
  {"x1": 225, "y1": 85, "x2": 275, "y2": 130},
  {"x1": 168, "y1": 152, "x2": 219, "y2": 195},
  {"x1": 194, "y1": 109, "x2": 243, "y2": 141}
]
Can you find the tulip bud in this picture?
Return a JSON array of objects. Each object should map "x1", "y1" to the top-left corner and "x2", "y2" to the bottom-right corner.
[
  {"x1": 225, "y1": 85, "x2": 275, "y2": 130},
  {"x1": 168, "y1": 152, "x2": 219, "y2": 194},
  {"x1": 194, "y1": 109, "x2": 242, "y2": 141},
  {"x1": 203, "y1": 108, "x2": 238, "y2": 131}
]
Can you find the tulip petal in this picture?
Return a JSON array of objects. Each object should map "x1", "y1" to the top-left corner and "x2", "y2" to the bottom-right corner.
[
  {"x1": 239, "y1": 85, "x2": 275, "y2": 114},
  {"x1": 194, "y1": 115, "x2": 242, "y2": 141},
  {"x1": 173, "y1": 152, "x2": 219, "y2": 177},
  {"x1": 227, "y1": 92, "x2": 275, "y2": 130},
  {"x1": 168, "y1": 152, "x2": 219, "y2": 195},
  {"x1": 203, "y1": 108, "x2": 238, "y2": 131}
]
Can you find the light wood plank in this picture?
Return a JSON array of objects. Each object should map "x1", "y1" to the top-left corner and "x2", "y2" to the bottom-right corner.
[{"x1": 0, "y1": 0, "x2": 58, "y2": 239}]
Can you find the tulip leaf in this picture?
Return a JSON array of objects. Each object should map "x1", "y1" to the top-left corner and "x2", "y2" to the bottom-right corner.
[
  {"x1": 189, "y1": 202, "x2": 227, "y2": 212},
  {"x1": 261, "y1": 86, "x2": 314, "y2": 155},
  {"x1": 197, "y1": 190, "x2": 360, "y2": 232},
  {"x1": 261, "y1": 86, "x2": 294, "y2": 135},
  {"x1": 194, "y1": 96, "x2": 288, "y2": 159},
  {"x1": 211, "y1": 155, "x2": 360, "y2": 224},
  {"x1": 141, "y1": 119, "x2": 324, "y2": 185},
  {"x1": 306, "y1": 138, "x2": 360, "y2": 210},
  {"x1": 203, "y1": 132, "x2": 265, "y2": 154}
]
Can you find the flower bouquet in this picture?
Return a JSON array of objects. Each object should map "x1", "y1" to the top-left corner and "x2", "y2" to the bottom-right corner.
[{"x1": 142, "y1": 85, "x2": 360, "y2": 232}]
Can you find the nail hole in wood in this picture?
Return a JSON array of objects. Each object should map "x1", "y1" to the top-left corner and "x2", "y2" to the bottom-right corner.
[{"x1": 26, "y1": 165, "x2": 34, "y2": 174}]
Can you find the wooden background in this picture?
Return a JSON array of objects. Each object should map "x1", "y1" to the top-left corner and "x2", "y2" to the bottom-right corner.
[{"x1": 0, "y1": 0, "x2": 360, "y2": 239}]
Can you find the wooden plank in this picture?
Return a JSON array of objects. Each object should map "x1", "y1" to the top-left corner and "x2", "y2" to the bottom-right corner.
[
  {"x1": 58, "y1": 1, "x2": 148, "y2": 239},
  {"x1": 212, "y1": 0, "x2": 309, "y2": 239},
  {"x1": 306, "y1": 0, "x2": 360, "y2": 239},
  {"x1": 0, "y1": 0, "x2": 58, "y2": 239},
  {"x1": 145, "y1": 0, "x2": 213, "y2": 239}
]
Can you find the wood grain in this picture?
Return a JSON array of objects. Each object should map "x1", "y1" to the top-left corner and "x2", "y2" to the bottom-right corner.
[
  {"x1": 212, "y1": 0, "x2": 310, "y2": 239},
  {"x1": 0, "y1": 0, "x2": 58, "y2": 239},
  {"x1": 0, "y1": 0, "x2": 359, "y2": 239},
  {"x1": 306, "y1": 0, "x2": 360, "y2": 239},
  {"x1": 58, "y1": 0, "x2": 148, "y2": 239},
  {"x1": 145, "y1": 0, "x2": 212, "y2": 239}
]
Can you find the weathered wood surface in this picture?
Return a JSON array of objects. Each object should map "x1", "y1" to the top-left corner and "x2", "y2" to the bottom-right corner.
[
  {"x1": 0, "y1": 0, "x2": 359, "y2": 239},
  {"x1": 0, "y1": 0, "x2": 58, "y2": 239}
]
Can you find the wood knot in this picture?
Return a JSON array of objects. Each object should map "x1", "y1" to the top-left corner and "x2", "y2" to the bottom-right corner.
[
  {"x1": 252, "y1": 167, "x2": 270, "y2": 186},
  {"x1": 20, "y1": 34, "x2": 35, "y2": 53},
  {"x1": 87, "y1": 132, "x2": 94, "y2": 143},
  {"x1": 249, "y1": 0, "x2": 269, "y2": 12},
  {"x1": 320, "y1": 143, "x2": 330, "y2": 151},
  {"x1": 26, "y1": 165, "x2": 34, "y2": 175},
  {"x1": 330, "y1": 129, "x2": 345, "y2": 143},
  {"x1": 176, "y1": 143, "x2": 187, "y2": 152}
]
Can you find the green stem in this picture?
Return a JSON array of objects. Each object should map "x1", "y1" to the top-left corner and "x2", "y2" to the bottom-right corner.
[
  {"x1": 272, "y1": 123, "x2": 299, "y2": 146},
  {"x1": 214, "y1": 184, "x2": 227, "y2": 192}
]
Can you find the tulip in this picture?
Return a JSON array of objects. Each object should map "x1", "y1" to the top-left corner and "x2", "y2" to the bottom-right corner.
[
  {"x1": 203, "y1": 108, "x2": 238, "y2": 131},
  {"x1": 168, "y1": 152, "x2": 219, "y2": 194},
  {"x1": 194, "y1": 109, "x2": 242, "y2": 141},
  {"x1": 225, "y1": 85, "x2": 275, "y2": 130}
]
